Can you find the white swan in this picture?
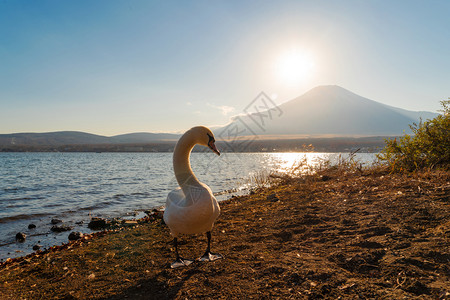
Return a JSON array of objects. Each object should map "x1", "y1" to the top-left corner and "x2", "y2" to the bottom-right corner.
[{"x1": 163, "y1": 126, "x2": 223, "y2": 268}]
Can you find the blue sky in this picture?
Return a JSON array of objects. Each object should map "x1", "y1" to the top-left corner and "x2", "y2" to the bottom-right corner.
[{"x1": 1, "y1": 0, "x2": 449, "y2": 135}]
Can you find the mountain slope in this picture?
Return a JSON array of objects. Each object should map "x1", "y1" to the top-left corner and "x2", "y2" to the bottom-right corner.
[{"x1": 214, "y1": 85, "x2": 438, "y2": 138}]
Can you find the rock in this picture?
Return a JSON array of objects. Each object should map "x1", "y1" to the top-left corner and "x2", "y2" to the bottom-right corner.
[
  {"x1": 88, "y1": 217, "x2": 109, "y2": 230},
  {"x1": 68, "y1": 231, "x2": 84, "y2": 241},
  {"x1": 15, "y1": 232, "x2": 26, "y2": 242},
  {"x1": 28, "y1": 224, "x2": 37, "y2": 229},
  {"x1": 51, "y1": 218, "x2": 63, "y2": 224},
  {"x1": 267, "y1": 193, "x2": 279, "y2": 202},
  {"x1": 75, "y1": 220, "x2": 84, "y2": 225},
  {"x1": 32, "y1": 245, "x2": 41, "y2": 251},
  {"x1": 51, "y1": 224, "x2": 73, "y2": 232}
]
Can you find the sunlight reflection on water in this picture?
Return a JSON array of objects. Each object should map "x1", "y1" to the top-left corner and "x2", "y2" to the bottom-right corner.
[{"x1": 262, "y1": 152, "x2": 376, "y2": 175}]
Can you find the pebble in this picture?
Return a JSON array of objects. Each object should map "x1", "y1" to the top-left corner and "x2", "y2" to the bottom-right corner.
[
  {"x1": 88, "y1": 217, "x2": 109, "y2": 230},
  {"x1": 51, "y1": 224, "x2": 73, "y2": 232},
  {"x1": 28, "y1": 224, "x2": 37, "y2": 229},
  {"x1": 51, "y1": 218, "x2": 63, "y2": 224},
  {"x1": 68, "y1": 232, "x2": 84, "y2": 241},
  {"x1": 15, "y1": 232, "x2": 26, "y2": 242}
]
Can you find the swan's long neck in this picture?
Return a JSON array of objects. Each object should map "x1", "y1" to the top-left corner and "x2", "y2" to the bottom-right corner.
[{"x1": 173, "y1": 132, "x2": 200, "y2": 188}]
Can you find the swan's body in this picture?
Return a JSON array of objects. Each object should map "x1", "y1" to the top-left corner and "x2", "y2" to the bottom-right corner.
[
  {"x1": 165, "y1": 183, "x2": 220, "y2": 236},
  {"x1": 163, "y1": 126, "x2": 222, "y2": 268}
]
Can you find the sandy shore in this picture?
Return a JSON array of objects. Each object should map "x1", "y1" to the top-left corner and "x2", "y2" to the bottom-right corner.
[{"x1": 1, "y1": 168, "x2": 449, "y2": 299}]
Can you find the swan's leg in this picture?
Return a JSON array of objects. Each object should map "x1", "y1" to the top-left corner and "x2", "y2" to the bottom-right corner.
[
  {"x1": 199, "y1": 231, "x2": 223, "y2": 262},
  {"x1": 170, "y1": 237, "x2": 194, "y2": 268}
]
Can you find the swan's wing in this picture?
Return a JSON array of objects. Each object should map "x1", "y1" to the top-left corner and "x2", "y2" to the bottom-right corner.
[
  {"x1": 166, "y1": 188, "x2": 185, "y2": 207},
  {"x1": 184, "y1": 184, "x2": 209, "y2": 206},
  {"x1": 167, "y1": 185, "x2": 211, "y2": 208}
]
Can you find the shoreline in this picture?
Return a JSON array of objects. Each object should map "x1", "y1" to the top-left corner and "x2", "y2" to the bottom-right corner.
[
  {"x1": 1, "y1": 151, "x2": 305, "y2": 260},
  {"x1": 1, "y1": 168, "x2": 449, "y2": 299},
  {"x1": 0, "y1": 186, "x2": 249, "y2": 262}
]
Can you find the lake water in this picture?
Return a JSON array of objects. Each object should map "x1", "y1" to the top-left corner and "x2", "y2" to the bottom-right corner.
[{"x1": 0, "y1": 152, "x2": 377, "y2": 260}]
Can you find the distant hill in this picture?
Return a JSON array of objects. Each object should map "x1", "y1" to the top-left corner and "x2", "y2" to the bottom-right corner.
[
  {"x1": 0, "y1": 131, "x2": 180, "y2": 147},
  {"x1": 213, "y1": 85, "x2": 439, "y2": 138},
  {"x1": 0, "y1": 131, "x2": 110, "y2": 146}
]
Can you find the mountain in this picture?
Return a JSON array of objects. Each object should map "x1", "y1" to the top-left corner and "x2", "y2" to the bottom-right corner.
[{"x1": 213, "y1": 85, "x2": 439, "y2": 138}]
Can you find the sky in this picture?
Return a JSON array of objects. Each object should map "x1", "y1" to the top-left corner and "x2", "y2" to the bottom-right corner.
[{"x1": 0, "y1": 0, "x2": 449, "y2": 136}]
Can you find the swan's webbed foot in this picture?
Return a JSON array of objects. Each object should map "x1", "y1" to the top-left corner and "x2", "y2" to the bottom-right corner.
[
  {"x1": 198, "y1": 231, "x2": 223, "y2": 262},
  {"x1": 170, "y1": 237, "x2": 194, "y2": 268},
  {"x1": 170, "y1": 257, "x2": 194, "y2": 269},
  {"x1": 199, "y1": 251, "x2": 223, "y2": 262}
]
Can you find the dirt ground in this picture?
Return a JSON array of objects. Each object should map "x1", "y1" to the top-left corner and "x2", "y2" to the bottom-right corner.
[{"x1": 1, "y1": 168, "x2": 449, "y2": 299}]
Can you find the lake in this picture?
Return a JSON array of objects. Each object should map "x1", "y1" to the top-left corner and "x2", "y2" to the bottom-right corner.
[{"x1": 0, "y1": 152, "x2": 377, "y2": 260}]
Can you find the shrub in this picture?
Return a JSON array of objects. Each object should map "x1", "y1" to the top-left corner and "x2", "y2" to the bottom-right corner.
[{"x1": 377, "y1": 99, "x2": 450, "y2": 172}]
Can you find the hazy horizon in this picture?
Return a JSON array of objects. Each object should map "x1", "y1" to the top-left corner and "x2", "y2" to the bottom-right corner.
[{"x1": 1, "y1": 1, "x2": 449, "y2": 136}]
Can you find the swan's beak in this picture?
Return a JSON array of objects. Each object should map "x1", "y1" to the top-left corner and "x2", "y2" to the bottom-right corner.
[{"x1": 208, "y1": 141, "x2": 220, "y2": 156}]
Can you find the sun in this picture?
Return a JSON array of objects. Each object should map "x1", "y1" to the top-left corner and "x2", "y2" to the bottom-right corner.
[{"x1": 275, "y1": 50, "x2": 315, "y2": 86}]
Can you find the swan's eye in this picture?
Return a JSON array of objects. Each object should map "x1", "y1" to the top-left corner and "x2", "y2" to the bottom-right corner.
[{"x1": 207, "y1": 133, "x2": 215, "y2": 144}]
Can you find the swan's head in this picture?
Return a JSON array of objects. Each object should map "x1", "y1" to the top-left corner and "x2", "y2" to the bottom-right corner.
[{"x1": 190, "y1": 126, "x2": 220, "y2": 156}]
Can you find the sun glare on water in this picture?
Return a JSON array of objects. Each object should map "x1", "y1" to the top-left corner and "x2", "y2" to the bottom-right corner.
[{"x1": 275, "y1": 50, "x2": 315, "y2": 86}]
